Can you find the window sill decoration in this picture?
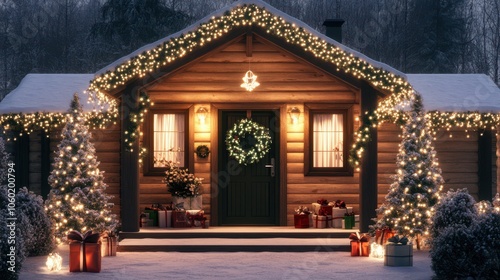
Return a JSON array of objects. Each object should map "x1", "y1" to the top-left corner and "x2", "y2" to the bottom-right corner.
[
  {"x1": 195, "y1": 145, "x2": 210, "y2": 158},
  {"x1": 225, "y1": 118, "x2": 271, "y2": 165}
]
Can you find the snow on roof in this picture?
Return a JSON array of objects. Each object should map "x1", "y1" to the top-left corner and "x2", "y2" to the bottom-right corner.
[
  {"x1": 407, "y1": 74, "x2": 500, "y2": 113},
  {"x1": 96, "y1": 0, "x2": 406, "y2": 78},
  {"x1": 0, "y1": 74, "x2": 95, "y2": 114}
]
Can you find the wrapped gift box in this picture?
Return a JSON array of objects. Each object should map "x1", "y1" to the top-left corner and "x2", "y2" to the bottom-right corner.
[
  {"x1": 350, "y1": 240, "x2": 370, "y2": 256},
  {"x1": 349, "y1": 232, "x2": 370, "y2": 257},
  {"x1": 331, "y1": 207, "x2": 352, "y2": 228},
  {"x1": 376, "y1": 228, "x2": 395, "y2": 245},
  {"x1": 144, "y1": 209, "x2": 159, "y2": 227},
  {"x1": 172, "y1": 210, "x2": 190, "y2": 228},
  {"x1": 311, "y1": 203, "x2": 333, "y2": 215},
  {"x1": 101, "y1": 236, "x2": 117, "y2": 257},
  {"x1": 312, "y1": 214, "x2": 327, "y2": 228},
  {"x1": 343, "y1": 215, "x2": 355, "y2": 229},
  {"x1": 294, "y1": 214, "x2": 310, "y2": 228},
  {"x1": 384, "y1": 244, "x2": 413, "y2": 266},
  {"x1": 68, "y1": 231, "x2": 101, "y2": 272},
  {"x1": 158, "y1": 210, "x2": 166, "y2": 228}
]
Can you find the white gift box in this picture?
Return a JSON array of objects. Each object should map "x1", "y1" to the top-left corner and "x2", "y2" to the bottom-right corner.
[
  {"x1": 312, "y1": 214, "x2": 327, "y2": 228},
  {"x1": 331, "y1": 207, "x2": 353, "y2": 228},
  {"x1": 158, "y1": 211, "x2": 166, "y2": 228}
]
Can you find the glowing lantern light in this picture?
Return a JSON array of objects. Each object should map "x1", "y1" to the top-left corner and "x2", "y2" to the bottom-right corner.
[
  {"x1": 46, "y1": 253, "x2": 62, "y2": 271},
  {"x1": 370, "y1": 242, "x2": 385, "y2": 259}
]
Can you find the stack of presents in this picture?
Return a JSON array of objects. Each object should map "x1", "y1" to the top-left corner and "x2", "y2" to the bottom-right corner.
[
  {"x1": 140, "y1": 202, "x2": 208, "y2": 229},
  {"x1": 293, "y1": 199, "x2": 358, "y2": 229},
  {"x1": 348, "y1": 228, "x2": 414, "y2": 267}
]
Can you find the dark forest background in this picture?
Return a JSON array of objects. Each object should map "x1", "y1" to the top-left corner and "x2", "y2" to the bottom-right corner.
[{"x1": 1, "y1": 0, "x2": 499, "y2": 100}]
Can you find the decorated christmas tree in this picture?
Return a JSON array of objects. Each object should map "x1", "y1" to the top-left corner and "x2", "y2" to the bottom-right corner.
[
  {"x1": 45, "y1": 94, "x2": 118, "y2": 243},
  {"x1": 372, "y1": 94, "x2": 443, "y2": 245}
]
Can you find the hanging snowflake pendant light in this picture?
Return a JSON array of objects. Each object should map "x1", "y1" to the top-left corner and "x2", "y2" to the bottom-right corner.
[{"x1": 241, "y1": 70, "x2": 260, "y2": 92}]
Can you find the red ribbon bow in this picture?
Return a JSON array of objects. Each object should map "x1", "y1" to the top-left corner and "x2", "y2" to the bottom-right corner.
[
  {"x1": 317, "y1": 199, "x2": 328, "y2": 206},
  {"x1": 334, "y1": 200, "x2": 346, "y2": 208},
  {"x1": 349, "y1": 232, "x2": 369, "y2": 242}
]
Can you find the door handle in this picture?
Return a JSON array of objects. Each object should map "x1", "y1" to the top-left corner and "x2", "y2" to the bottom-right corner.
[{"x1": 265, "y1": 158, "x2": 275, "y2": 177}]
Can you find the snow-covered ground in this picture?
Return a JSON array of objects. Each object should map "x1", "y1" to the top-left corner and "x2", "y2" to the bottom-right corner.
[{"x1": 20, "y1": 244, "x2": 433, "y2": 280}]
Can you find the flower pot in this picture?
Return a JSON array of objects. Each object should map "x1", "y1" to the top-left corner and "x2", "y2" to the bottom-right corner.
[{"x1": 172, "y1": 195, "x2": 202, "y2": 210}]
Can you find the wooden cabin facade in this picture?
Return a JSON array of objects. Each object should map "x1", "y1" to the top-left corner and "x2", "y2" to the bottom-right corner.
[{"x1": 1, "y1": 1, "x2": 498, "y2": 234}]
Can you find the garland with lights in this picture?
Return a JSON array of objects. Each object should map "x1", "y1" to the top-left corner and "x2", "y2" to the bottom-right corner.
[
  {"x1": 124, "y1": 91, "x2": 153, "y2": 152},
  {"x1": 226, "y1": 119, "x2": 271, "y2": 165}
]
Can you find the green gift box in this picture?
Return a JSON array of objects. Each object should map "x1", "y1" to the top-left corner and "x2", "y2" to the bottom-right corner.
[
  {"x1": 144, "y1": 209, "x2": 158, "y2": 227},
  {"x1": 344, "y1": 215, "x2": 354, "y2": 229}
]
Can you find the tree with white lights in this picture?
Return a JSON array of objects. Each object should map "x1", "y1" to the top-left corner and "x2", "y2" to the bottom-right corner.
[
  {"x1": 45, "y1": 94, "x2": 118, "y2": 243},
  {"x1": 372, "y1": 94, "x2": 443, "y2": 247}
]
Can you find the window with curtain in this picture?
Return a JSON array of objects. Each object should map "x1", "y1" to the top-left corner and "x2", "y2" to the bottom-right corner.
[
  {"x1": 306, "y1": 106, "x2": 352, "y2": 176},
  {"x1": 313, "y1": 113, "x2": 344, "y2": 168},
  {"x1": 153, "y1": 113, "x2": 186, "y2": 167}
]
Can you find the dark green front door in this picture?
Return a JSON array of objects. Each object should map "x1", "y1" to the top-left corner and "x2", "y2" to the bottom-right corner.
[{"x1": 218, "y1": 110, "x2": 279, "y2": 225}]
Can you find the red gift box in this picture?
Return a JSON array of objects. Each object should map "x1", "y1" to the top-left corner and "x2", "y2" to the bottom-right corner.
[
  {"x1": 350, "y1": 240, "x2": 370, "y2": 256},
  {"x1": 320, "y1": 205, "x2": 333, "y2": 216},
  {"x1": 172, "y1": 210, "x2": 190, "y2": 228},
  {"x1": 349, "y1": 232, "x2": 370, "y2": 257},
  {"x1": 68, "y1": 231, "x2": 102, "y2": 272},
  {"x1": 294, "y1": 214, "x2": 309, "y2": 228},
  {"x1": 375, "y1": 228, "x2": 395, "y2": 245}
]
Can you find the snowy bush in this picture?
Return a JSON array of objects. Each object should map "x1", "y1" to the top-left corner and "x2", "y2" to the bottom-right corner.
[
  {"x1": 430, "y1": 188, "x2": 477, "y2": 240},
  {"x1": 16, "y1": 187, "x2": 56, "y2": 256},
  {"x1": 0, "y1": 186, "x2": 26, "y2": 280},
  {"x1": 471, "y1": 211, "x2": 500, "y2": 278},
  {"x1": 430, "y1": 225, "x2": 480, "y2": 279},
  {"x1": 430, "y1": 189, "x2": 500, "y2": 279}
]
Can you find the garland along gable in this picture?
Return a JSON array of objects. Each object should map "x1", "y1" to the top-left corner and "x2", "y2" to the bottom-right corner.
[{"x1": 87, "y1": 3, "x2": 414, "y2": 158}]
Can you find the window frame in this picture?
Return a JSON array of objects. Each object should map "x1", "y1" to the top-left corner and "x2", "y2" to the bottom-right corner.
[
  {"x1": 143, "y1": 105, "x2": 191, "y2": 176},
  {"x1": 304, "y1": 104, "x2": 354, "y2": 176}
]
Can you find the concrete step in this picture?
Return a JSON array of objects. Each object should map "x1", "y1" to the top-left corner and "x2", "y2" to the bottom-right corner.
[{"x1": 117, "y1": 227, "x2": 355, "y2": 252}]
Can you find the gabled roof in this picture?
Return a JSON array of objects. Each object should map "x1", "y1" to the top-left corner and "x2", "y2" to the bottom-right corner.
[
  {"x1": 0, "y1": 74, "x2": 95, "y2": 114},
  {"x1": 407, "y1": 74, "x2": 500, "y2": 113},
  {"x1": 96, "y1": 0, "x2": 405, "y2": 79}
]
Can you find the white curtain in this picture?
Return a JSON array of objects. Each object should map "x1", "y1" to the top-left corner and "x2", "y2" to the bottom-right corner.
[
  {"x1": 313, "y1": 114, "x2": 343, "y2": 167},
  {"x1": 154, "y1": 114, "x2": 185, "y2": 167}
]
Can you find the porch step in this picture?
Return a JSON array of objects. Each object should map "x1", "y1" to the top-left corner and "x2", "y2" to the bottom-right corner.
[{"x1": 117, "y1": 227, "x2": 353, "y2": 252}]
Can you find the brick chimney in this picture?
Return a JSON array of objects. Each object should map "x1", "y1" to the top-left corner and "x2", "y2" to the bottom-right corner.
[{"x1": 323, "y1": 19, "x2": 345, "y2": 43}]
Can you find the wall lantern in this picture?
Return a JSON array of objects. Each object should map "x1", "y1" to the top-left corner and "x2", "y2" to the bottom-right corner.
[
  {"x1": 196, "y1": 107, "x2": 209, "y2": 124},
  {"x1": 288, "y1": 107, "x2": 301, "y2": 124}
]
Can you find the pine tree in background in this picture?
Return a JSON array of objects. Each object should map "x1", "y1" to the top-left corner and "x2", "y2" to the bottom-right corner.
[
  {"x1": 372, "y1": 94, "x2": 443, "y2": 246},
  {"x1": 45, "y1": 94, "x2": 118, "y2": 243}
]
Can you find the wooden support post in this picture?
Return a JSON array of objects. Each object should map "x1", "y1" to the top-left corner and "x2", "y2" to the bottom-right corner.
[
  {"x1": 14, "y1": 134, "x2": 30, "y2": 191},
  {"x1": 41, "y1": 130, "x2": 51, "y2": 199},
  {"x1": 359, "y1": 84, "x2": 378, "y2": 233},
  {"x1": 120, "y1": 87, "x2": 140, "y2": 232},
  {"x1": 478, "y1": 130, "x2": 493, "y2": 201}
]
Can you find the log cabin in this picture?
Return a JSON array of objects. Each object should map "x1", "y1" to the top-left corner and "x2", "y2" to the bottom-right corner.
[{"x1": 0, "y1": 0, "x2": 499, "y2": 234}]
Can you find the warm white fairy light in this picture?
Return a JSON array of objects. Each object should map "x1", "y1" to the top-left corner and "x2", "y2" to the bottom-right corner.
[
  {"x1": 370, "y1": 242, "x2": 384, "y2": 259},
  {"x1": 241, "y1": 70, "x2": 260, "y2": 91},
  {"x1": 46, "y1": 253, "x2": 62, "y2": 271}
]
